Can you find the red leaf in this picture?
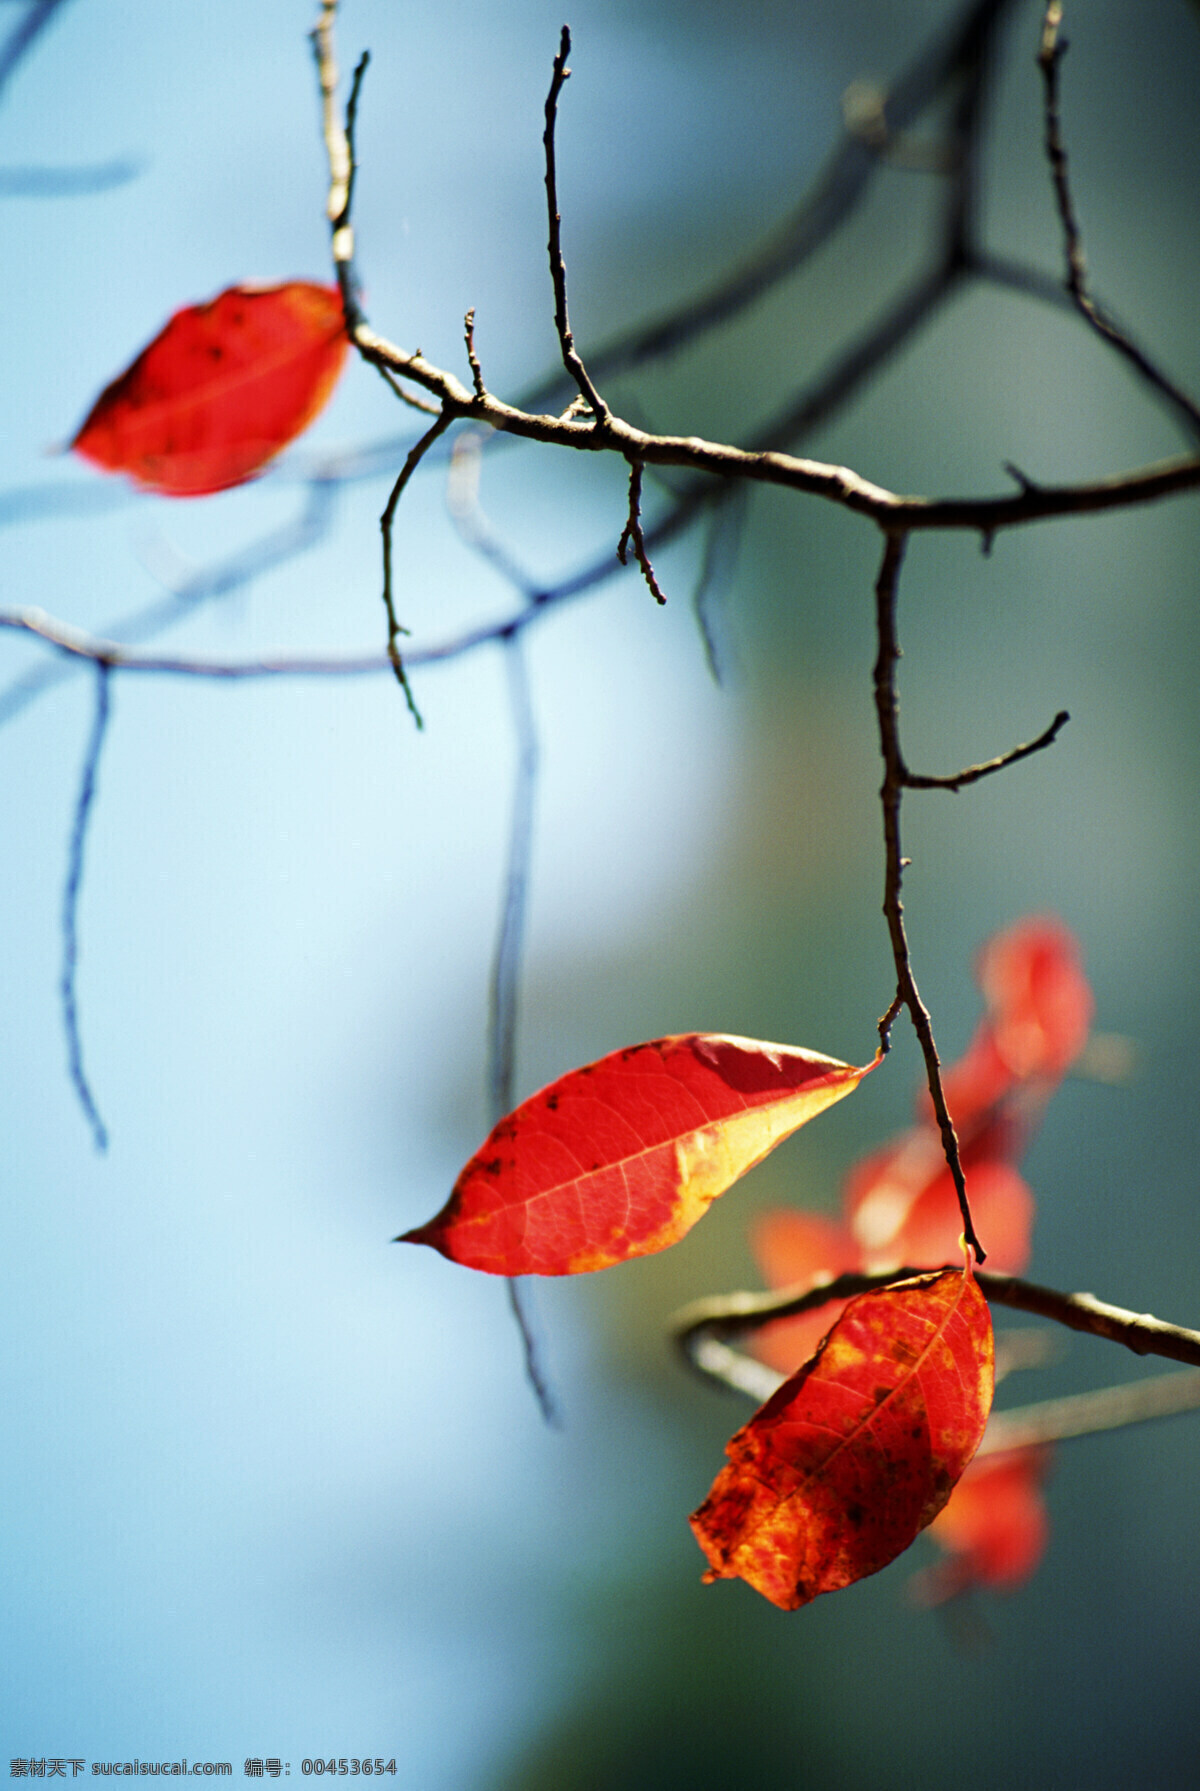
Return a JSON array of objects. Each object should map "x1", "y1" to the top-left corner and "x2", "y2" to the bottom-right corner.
[
  {"x1": 401, "y1": 1034, "x2": 875, "y2": 1276},
  {"x1": 748, "y1": 1209, "x2": 858, "y2": 1376},
  {"x1": 913, "y1": 1447, "x2": 1052, "y2": 1603},
  {"x1": 71, "y1": 281, "x2": 348, "y2": 495},
  {"x1": 690, "y1": 1267, "x2": 994, "y2": 1610}
]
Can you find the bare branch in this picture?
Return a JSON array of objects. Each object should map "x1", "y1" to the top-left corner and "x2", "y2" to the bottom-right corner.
[{"x1": 672, "y1": 1266, "x2": 1200, "y2": 1381}]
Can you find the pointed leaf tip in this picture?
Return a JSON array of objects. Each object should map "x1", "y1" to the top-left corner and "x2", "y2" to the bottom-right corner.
[
  {"x1": 402, "y1": 1032, "x2": 875, "y2": 1277},
  {"x1": 71, "y1": 281, "x2": 348, "y2": 496}
]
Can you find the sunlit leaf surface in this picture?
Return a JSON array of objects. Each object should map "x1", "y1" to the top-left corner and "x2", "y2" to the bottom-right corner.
[
  {"x1": 72, "y1": 281, "x2": 348, "y2": 495},
  {"x1": 691, "y1": 1268, "x2": 994, "y2": 1610},
  {"x1": 402, "y1": 1034, "x2": 875, "y2": 1276}
]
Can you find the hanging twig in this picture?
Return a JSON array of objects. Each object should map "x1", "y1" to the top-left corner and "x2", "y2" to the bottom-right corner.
[
  {"x1": 616, "y1": 461, "x2": 667, "y2": 604},
  {"x1": 61, "y1": 661, "x2": 111, "y2": 1152},
  {"x1": 487, "y1": 634, "x2": 560, "y2": 1426},
  {"x1": 871, "y1": 533, "x2": 982, "y2": 1259}
]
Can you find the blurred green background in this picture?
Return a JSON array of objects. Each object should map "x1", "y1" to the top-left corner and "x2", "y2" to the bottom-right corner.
[{"x1": 3, "y1": 0, "x2": 1199, "y2": 1784}]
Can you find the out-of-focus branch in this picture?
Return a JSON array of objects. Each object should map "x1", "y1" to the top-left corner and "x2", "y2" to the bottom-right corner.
[
  {"x1": 60, "y1": 662, "x2": 111, "y2": 1152},
  {"x1": 672, "y1": 1266, "x2": 1200, "y2": 1380},
  {"x1": 0, "y1": 0, "x2": 71, "y2": 101},
  {"x1": 672, "y1": 1272, "x2": 1200, "y2": 1453}
]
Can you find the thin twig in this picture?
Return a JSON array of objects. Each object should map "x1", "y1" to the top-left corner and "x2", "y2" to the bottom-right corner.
[
  {"x1": 61, "y1": 662, "x2": 111, "y2": 1152},
  {"x1": 380, "y1": 409, "x2": 457, "y2": 726},
  {"x1": 872, "y1": 533, "x2": 982, "y2": 1258},
  {"x1": 516, "y1": 0, "x2": 1025, "y2": 410},
  {"x1": 1037, "y1": 1, "x2": 1200, "y2": 442},
  {"x1": 905, "y1": 708, "x2": 1070, "y2": 790},
  {"x1": 616, "y1": 461, "x2": 667, "y2": 604},
  {"x1": 541, "y1": 26, "x2": 608, "y2": 424}
]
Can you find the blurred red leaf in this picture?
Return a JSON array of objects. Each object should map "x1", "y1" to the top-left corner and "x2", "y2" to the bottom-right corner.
[
  {"x1": 691, "y1": 1267, "x2": 994, "y2": 1610},
  {"x1": 748, "y1": 1209, "x2": 858, "y2": 1375},
  {"x1": 912, "y1": 1447, "x2": 1052, "y2": 1603},
  {"x1": 938, "y1": 916, "x2": 1093, "y2": 1130},
  {"x1": 846, "y1": 1130, "x2": 1035, "y2": 1276},
  {"x1": 401, "y1": 1034, "x2": 875, "y2": 1276},
  {"x1": 71, "y1": 281, "x2": 348, "y2": 495}
]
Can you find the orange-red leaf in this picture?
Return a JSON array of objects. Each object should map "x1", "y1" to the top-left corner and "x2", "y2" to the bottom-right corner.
[
  {"x1": 401, "y1": 1034, "x2": 875, "y2": 1276},
  {"x1": 690, "y1": 1267, "x2": 994, "y2": 1610},
  {"x1": 913, "y1": 1447, "x2": 1052, "y2": 1603},
  {"x1": 71, "y1": 281, "x2": 348, "y2": 495}
]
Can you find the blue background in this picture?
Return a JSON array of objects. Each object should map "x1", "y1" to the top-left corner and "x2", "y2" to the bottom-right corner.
[{"x1": 3, "y1": 1, "x2": 1200, "y2": 1784}]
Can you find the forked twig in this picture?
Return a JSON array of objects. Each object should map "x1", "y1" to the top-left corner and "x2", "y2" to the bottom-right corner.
[{"x1": 616, "y1": 461, "x2": 667, "y2": 604}]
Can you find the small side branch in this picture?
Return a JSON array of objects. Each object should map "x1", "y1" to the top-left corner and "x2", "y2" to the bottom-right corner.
[
  {"x1": 542, "y1": 26, "x2": 608, "y2": 424},
  {"x1": 872, "y1": 532, "x2": 983, "y2": 1260},
  {"x1": 61, "y1": 662, "x2": 112, "y2": 1153},
  {"x1": 616, "y1": 461, "x2": 667, "y2": 604},
  {"x1": 905, "y1": 708, "x2": 1069, "y2": 791}
]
